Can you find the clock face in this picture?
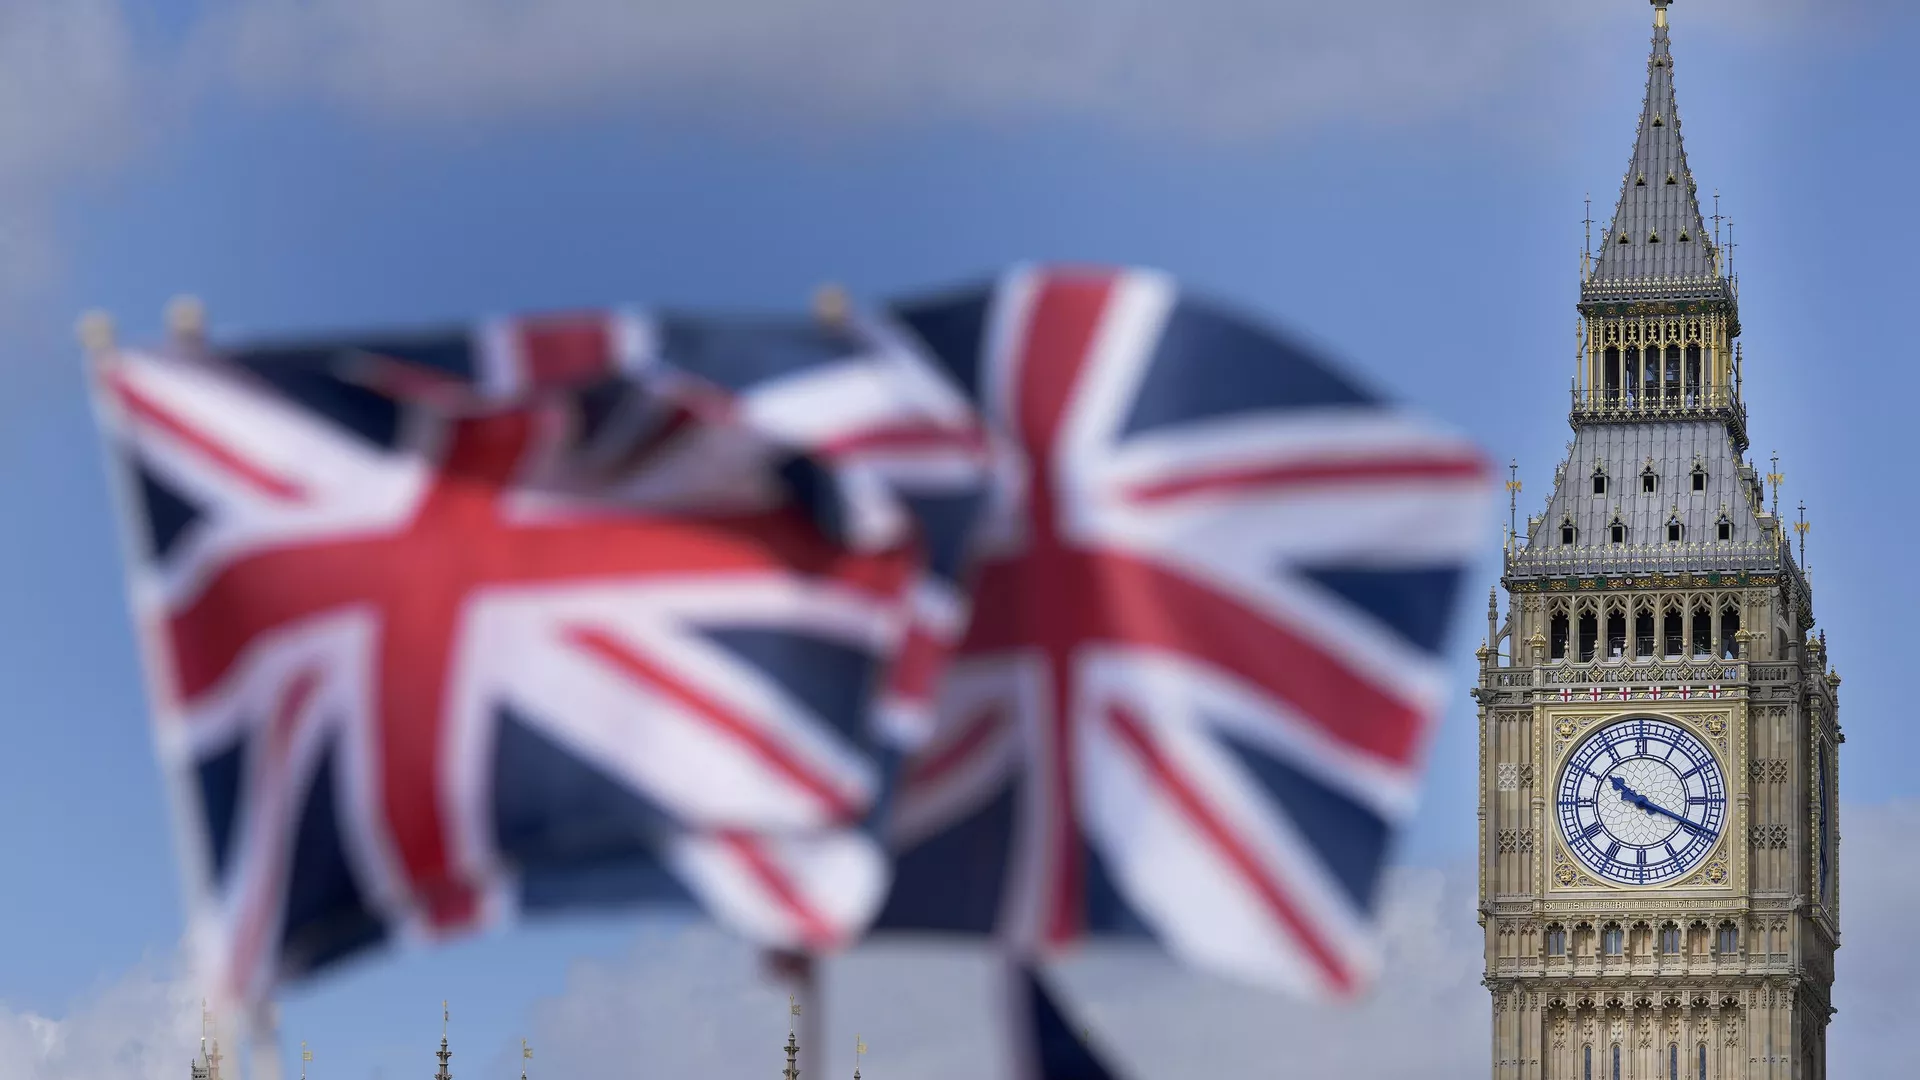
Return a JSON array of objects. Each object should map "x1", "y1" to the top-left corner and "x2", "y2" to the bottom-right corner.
[
  {"x1": 1816, "y1": 742, "x2": 1831, "y2": 901},
  {"x1": 1557, "y1": 717, "x2": 1726, "y2": 885}
]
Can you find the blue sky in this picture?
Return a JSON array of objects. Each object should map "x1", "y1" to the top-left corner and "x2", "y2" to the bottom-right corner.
[{"x1": 2, "y1": 2, "x2": 1917, "y2": 1077}]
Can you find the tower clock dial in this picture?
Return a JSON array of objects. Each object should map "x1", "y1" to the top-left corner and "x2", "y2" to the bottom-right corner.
[
  {"x1": 1556, "y1": 717, "x2": 1726, "y2": 885},
  {"x1": 1816, "y1": 741, "x2": 1832, "y2": 902}
]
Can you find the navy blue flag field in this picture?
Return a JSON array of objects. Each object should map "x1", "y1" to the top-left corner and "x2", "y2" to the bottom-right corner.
[
  {"x1": 86, "y1": 265, "x2": 1491, "y2": 1015},
  {"x1": 876, "y1": 268, "x2": 1492, "y2": 998}
]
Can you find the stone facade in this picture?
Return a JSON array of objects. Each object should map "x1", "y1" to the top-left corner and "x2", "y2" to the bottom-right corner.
[{"x1": 1478, "y1": 5, "x2": 1840, "y2": 1078}]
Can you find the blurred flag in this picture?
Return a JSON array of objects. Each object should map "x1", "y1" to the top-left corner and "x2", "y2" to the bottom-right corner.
[
  {"x1": 87, "y1": 263, "x2": 1492, "y2": 1039},
  {"x1": 876, "y1": 267, "x2": 1492, "y2": 1000},
  {"x1": 1003, "y1": 963, "x2": 1128, "y2": 1080},
  {"x1": 87, "y1": 307, "x2": 985, "y2": 1008}
]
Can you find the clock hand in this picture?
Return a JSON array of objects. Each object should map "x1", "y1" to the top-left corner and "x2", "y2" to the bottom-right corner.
[{"x1": 1608, "y1": 777, "x2": 1711, "y2": 836}]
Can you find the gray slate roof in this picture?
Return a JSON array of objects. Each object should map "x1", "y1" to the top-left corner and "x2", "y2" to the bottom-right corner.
[
  {"x1": 1526, "y1": 420, "x2": 1764, "y2": 554},
  {"x1": 1587, "y1": 12, "x2": 1718, "y2": 288}
]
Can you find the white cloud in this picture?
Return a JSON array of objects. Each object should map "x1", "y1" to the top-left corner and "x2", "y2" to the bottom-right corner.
[
  {"x1": 0, "y1": 0, "x2": 1875, "y2": 310},
  {"x1": 513, "y1": 863, "x2": 1484, "y2": 1080},
  {"x1": 0, "y1": 953, "x2": 203, "y2": 1080},
  {"x1": 0, "y1": 1, "x2": 144, "y2": 304},
  {"x1": 1828, "y1": 797, "x2": 1920, "y2": 1076},
  {"x1": 10, "y1": 801, "x2": 1915, "y2": 1078},
  {"x1": 193, "y1": 1, "x2": 1652, "y2": 138},
  {"x1": 198, "y1": 0, "x2": 1876, "y2": 140},
  {"x1": 520, "y1": 799, "x2": 1920, "y2": 1079}
]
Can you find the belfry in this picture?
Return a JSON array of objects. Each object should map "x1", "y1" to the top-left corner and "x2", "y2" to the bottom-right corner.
[{"x1": 1476, "y1": 2, "x2": 1840, "y2": 1077}]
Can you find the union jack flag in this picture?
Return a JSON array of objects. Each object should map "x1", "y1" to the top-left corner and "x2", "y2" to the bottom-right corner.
[
  {"x1": 89, "y1": 308, "x2": 985, "y2": 1007},
  {"x1": 875, "y1": 267, "x2": 1492, "y2": 998}
]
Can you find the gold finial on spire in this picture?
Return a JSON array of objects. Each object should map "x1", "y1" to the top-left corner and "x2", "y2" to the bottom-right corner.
[
  {"x1": 442, "y1": 1000, "x2": 449, "y2": 1037},
  {"x1": 521, "y1": 1038, "x2": 532, "y2": 1080},
  {"x1": 1795, "y1": 501, "x2": 1811, "y2": 569},
  {"x1": 782, "y1": 998, "x2": 803, "y2": 1080},
  {"x1": 300, "y1": 1042, "x2": 312, "y2": 1080},
  {"x1": 855, "y1": 1035, "x2": 868, "y2": 1079},
  {"x1": 1653, "y1": 0, "x2": 1670, "y2": 30},
  {"x1": 1766, "y1": 451, "x2": 1784, "y2": 518},
  {"x1": 1505, "y1": 460, "x2": 1522, "y2": 553}
]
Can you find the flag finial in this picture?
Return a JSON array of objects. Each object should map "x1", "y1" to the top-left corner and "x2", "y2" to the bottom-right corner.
[
  {"x1": 76, "y1": 310, "x2": 116, "y2": 354},
  {"x1": 166, "y1": 295, "x2": 206, "y2": 341},
  {"x1": 813, "y1": 283, "x2": 850, "y2": 325},
  {"x1": 300, "y1": 1041, "x2": 312, "y2": 1080}
]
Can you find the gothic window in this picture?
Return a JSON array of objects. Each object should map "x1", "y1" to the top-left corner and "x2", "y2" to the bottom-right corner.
[
  {"x1": 1562, "y1": 518, "x2": 1578, "y2": 546},
  {"x1": 1665, "y1": 345, "x2": 1682, "y2": 402},
  {"x1": 1635, "y1": 606, "x2": 1655, "y2": 658},
  {"x1": 1720, "y1": 604, "x2": 1741, "y2": 658},
  {"x1": 1610, "y1": 518, "x2": 1626, "y2": 545},
  {"x1": 1663, "y1": 605, "x2": 1684, "y2": 658},
  {"x1": 1593, "y1": 468, "x2": 1609, "y2": 495},
  {"x1": 1717, "y1": 921, "x2": 1739, "y2": 955},
  {"x1": 1692, "y1": 465, "x2": 1708, "y2": 492},
  {"x1": 1551, "y1": 610, "x2": 1570, "y2": 661},
  {"x1": 1606, "y1": 608, "x2": 1626, "y2": 659},
  {"x1": 1579, "y1": 609, "x2": 1599, "y2": 663},
  {"x1": 1605, "y1": 346, "x2": 1622, "y2": 403},
  {"x1": 1692, "y1": 601, "x2": 1713, "y2": 658},
  {"x1": 1699, "y1": 1044, "x2": 1707, "y2": 1080},
  {"x1": 1661, "y1": 923, "x2": 1681, "y2": 955},
  {"x1": 1716, "y1": 514, "x2": 1731, "y2": 541},
  {"x1": 1547, "y1": 925, "x2": 1568, "y2": 956},
  {"x1": 1685, "y1": 344, "x2": 1702, "y2": 404},
  {"x1": 1670, "y1": 1044, "x2": 1679, "y2": 1080},
  {"x1": 1614, "y1": 1044, "x2": 1622, "y2": 1080},
  {"x1": 1667, "y1": 518, "x2": 1683, "y2": 543},
  {"x1": 1642, "y1": 467, "x2": 1658, "y2": 494},
  {"x1": 1586, "y1": 1046, "x2": 1594, "y2": 1080},
  {"x1": 1602, "y1": 925, "x2": 1624, "y2": 956}
]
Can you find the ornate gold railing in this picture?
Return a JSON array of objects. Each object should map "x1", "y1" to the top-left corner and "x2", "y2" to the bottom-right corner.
[
  {"x1": 1569, "y1": 387, "x2": 1747, "y2": 447},
  {"x1": 1505, "y1": 539, "x2": 1778, "y2": 579}
]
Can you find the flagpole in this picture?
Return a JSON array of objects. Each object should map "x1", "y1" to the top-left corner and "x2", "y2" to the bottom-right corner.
[
  {"x1": 81, "y1": 302, "x2": 246, "y2": 1053},
  {"x1": 247, "y1": 1002, "x2": 285, "y2": 1080}
]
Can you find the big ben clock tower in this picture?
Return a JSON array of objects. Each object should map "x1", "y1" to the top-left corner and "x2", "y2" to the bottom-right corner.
[{"x1": 1477, "y1": 3, "x2": 1841, "y2": 1077}]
